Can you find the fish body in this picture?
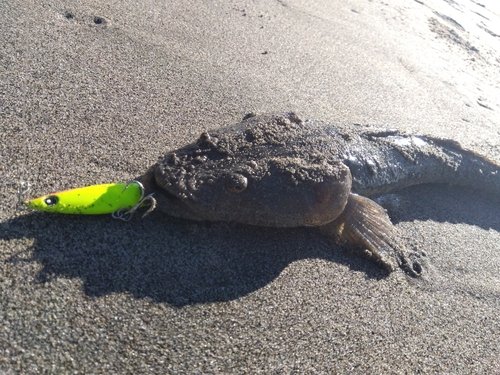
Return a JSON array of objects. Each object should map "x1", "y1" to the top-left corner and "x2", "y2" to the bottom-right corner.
[
  {"x1": 138, "y1": 112, "x2": 499, "y2": 274},
  {"x1": 26, "y1": 183, "x2": 142, "y2": 215}
]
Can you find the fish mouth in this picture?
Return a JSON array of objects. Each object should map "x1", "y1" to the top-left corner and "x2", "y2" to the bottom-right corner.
[
  {"x1": 155, "y1": 185, "x2": 181, "y2": 203},
  {"x1": 154, "y1": 187, "x2": 206, "y2": 221},
  {"x1": 141, "y1": 167, "x2": 203, "y2": 221}
]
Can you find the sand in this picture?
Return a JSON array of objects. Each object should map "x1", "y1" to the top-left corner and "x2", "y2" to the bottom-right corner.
[{"x1": 1, "y1": 0, "x2": 500, "y2": 373}]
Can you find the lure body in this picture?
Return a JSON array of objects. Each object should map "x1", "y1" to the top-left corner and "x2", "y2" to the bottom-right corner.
[{"x1": 25, "y1": 183, "x2": 142, "y2": 215}]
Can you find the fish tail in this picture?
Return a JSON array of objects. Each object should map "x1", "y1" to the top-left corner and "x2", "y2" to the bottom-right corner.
[{"x1": 431, "y1": 138, "x2": 500, "y2": 199}]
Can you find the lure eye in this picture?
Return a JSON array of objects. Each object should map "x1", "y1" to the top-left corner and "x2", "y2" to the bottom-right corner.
[
  {"x1": 226, "y1": 173, "x2": 248, "y2": 194},
  {"x1": 44, "y1": 196, "x2": 59, "y2": 206}
]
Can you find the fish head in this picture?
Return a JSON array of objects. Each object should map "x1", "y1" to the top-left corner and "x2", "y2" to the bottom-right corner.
[{"x1": 143, "y1": 113, "x2": 352, "y2": 227}]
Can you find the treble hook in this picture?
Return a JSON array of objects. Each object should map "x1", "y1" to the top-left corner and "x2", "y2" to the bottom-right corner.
[{"x1": 112, "y1": 180, "x2": 157, "y2": 221}]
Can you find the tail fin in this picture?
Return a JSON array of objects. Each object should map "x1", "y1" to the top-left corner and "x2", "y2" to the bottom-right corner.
[{"x1": 430, "y1": 137, "x2": 500, "y2": 199}]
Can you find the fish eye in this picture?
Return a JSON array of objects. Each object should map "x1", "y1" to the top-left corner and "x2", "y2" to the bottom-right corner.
[
  {"x1": 44, "y1": 196, "x2": 59, "y2": 206},
  {"x1": 226, "y1": 173, "x2": 248, "y2": 194}
]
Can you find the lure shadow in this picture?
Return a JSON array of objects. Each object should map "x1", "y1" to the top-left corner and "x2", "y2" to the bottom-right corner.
[{"x1": 2, "y1": 184, "x2": 499, "y2": 306}]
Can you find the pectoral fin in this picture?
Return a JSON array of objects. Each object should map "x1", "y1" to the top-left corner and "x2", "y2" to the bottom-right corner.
[{"x1": 319, "y1": 193, "x2": 422, "y2": 276}]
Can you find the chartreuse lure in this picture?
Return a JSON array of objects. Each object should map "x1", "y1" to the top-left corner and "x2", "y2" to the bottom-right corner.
[{"x1": 25, "y1": 181, "x2": 155, "y2": 220}]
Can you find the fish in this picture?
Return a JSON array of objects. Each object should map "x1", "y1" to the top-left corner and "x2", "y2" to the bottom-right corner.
[{"x1": 139, "y1": 112, "x2": 500, "y2": 275}]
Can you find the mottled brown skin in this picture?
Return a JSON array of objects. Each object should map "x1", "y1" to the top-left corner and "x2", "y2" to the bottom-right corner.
[{"x1": 142, "y1": 113, "x2": 500, "y2": 275}]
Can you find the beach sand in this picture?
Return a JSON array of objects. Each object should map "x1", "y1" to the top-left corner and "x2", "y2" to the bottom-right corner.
[{"x1": 1, "y1": 0, "x2": 500, "y2": 373}]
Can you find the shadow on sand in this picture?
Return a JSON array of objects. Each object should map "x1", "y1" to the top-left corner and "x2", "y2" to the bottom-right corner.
[{"x1": 2, "y1": 184, "x2": 499, "y2": 306}]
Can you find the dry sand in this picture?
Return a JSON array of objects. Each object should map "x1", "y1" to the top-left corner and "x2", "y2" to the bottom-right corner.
[{"x1": 1, "y1": 0, "x2": 500, "y2": 373}]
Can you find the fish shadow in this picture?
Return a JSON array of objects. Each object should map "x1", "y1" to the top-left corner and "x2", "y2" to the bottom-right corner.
[
  {"x1": 2, "y1": 210, "x2": 369, "y2": 307},
  {"x1": 2, "y1": 184, "x2": 499, "y2": 306},
  {"x1": 386, "y1": 184, "x2": 500, "y2": 230}
]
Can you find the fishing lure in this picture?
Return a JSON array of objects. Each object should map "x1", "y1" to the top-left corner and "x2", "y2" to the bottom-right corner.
[{"x1": 25, "y1": 181, "x2": 155, "y2": 220}]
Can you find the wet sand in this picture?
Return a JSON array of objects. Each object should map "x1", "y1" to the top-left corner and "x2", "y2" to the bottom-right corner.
[{"x1": 1, "y1": 0, "x2": 500, "y2": 373}]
